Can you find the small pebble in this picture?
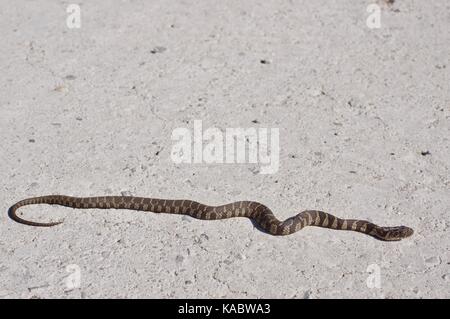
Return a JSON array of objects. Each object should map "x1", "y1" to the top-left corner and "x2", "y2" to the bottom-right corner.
[
  {"x1": 236, "y1": 253, "x2": 246, "y2": 260},
  {"x1": 260, "y1": 59, "x2": 270, "y2": 64},
  {"x1": 223, "y1": 258, "x2": 233, "y2": 265},
  {"x1": 65, "y1": 75, "x2": 76, "y2": 80},
  {"x1": 175, "y1": 255, "x2": 184, "y2": 264},
  {"x1": 53, "y1": 85, "x2": 67, "y2": 92},
  {"x1": 150, "y1": 46, "x2": 166, "y2": 54},
  {"x1": 194, "y1": 233, "x2": 209, "y2": 244},
  {"x1": 309, "y1": 89, "x2": 324, "y2": 97}
]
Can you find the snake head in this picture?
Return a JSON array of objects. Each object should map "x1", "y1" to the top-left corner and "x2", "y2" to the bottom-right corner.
[{"x1": 380, "y1": 226, "x2": 414, "y2": 241}]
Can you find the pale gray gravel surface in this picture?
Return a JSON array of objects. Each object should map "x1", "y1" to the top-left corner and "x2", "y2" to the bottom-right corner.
[{"x1": 0, "y1": 0, "x2": 449, "y2": 298}]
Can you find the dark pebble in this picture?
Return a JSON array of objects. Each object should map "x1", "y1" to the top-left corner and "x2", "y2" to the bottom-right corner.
[{"x1": 150, "y1": 46, "x2": 167, "y2": 54}]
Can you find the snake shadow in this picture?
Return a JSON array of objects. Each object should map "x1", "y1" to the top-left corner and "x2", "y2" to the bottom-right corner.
[{"x1": 248, "y1": 218, "x2": 271, "y2": 235}]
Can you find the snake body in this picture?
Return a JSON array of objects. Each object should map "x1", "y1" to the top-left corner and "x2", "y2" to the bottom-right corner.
[{"x1": 8, "y1": 195, "x2": 413, "y2": 241}]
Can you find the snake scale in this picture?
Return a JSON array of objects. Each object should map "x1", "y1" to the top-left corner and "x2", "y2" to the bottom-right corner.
[{"x1": 8, "y1": 195, "x2": 413, "y2": 241}]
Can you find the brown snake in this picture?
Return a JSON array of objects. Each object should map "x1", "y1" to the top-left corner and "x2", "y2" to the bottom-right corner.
[{"x1": 8, "y1": 195, "x2": 413, "y2": 241}]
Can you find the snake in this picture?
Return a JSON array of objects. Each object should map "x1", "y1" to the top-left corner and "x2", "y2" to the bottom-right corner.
[{"x1": 8, "y1": 195, "x2": 413, "y2": 241}]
